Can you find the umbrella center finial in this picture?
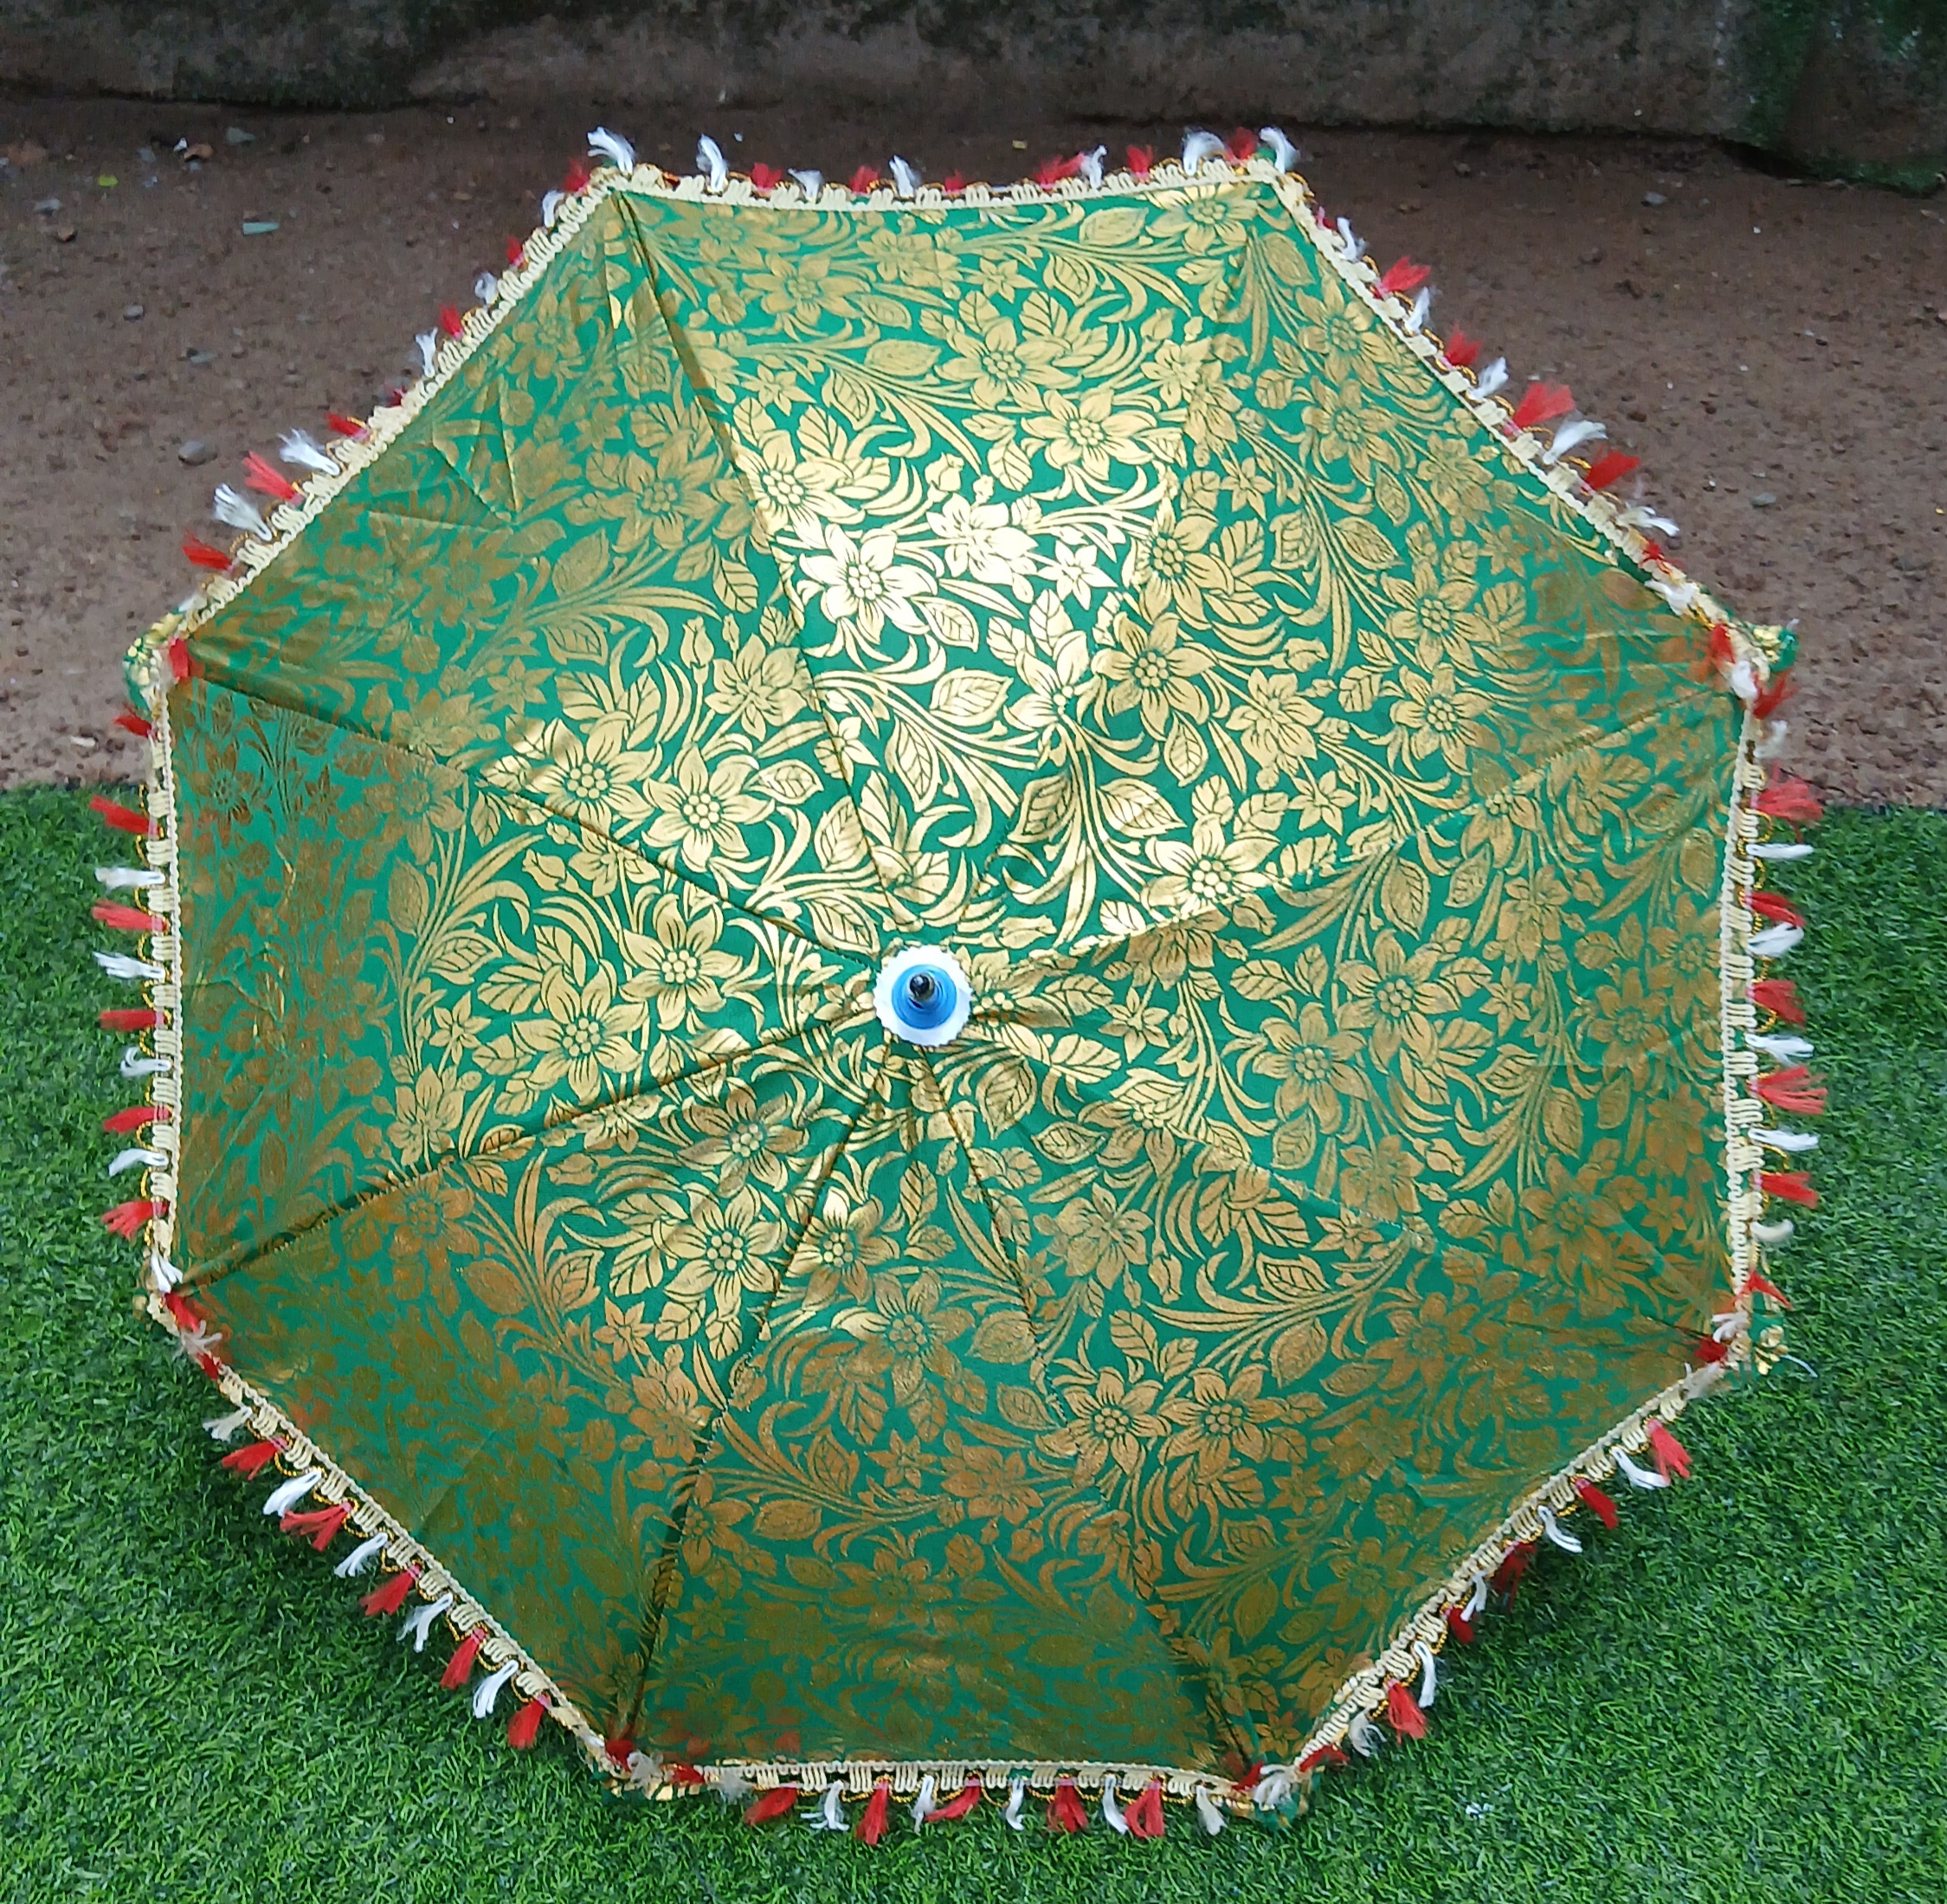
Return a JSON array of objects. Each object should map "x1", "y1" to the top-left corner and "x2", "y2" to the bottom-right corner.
[{"x1": 874, "y1": 946, "x2": 972, "y2": 1048}]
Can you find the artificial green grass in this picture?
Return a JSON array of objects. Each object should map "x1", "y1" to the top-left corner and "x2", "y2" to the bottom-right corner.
[{"x1": 2, "y1": 786, "x2": 1943, "y2": 1902}]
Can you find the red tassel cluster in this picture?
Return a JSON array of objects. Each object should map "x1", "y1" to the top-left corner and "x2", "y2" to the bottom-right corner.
[
  {"x1": 1583, "y1": 450, "x2": 1640, "y2": 491},
  {"x1": 1035, "y1": 152, "x2": 1083, "y2": 186},
  {"x1": 750, "y1": 163, "x2": 783, "y2": 190},
  {"x1": 440, "y1": 1627, "x2": 484, "y2": 1689},
  {"x1": 1762, "y1": 1170, "x2": 1818, "y2": 1209},
  {"x1": 1491, "y1": 1539, "x2": 1538, "y2": 1602},
  {"x1": 1386, "y1": 1681, "x2": 1428, "y2": 1740},
  {"x1": 1297, "y1": 1742, "x2": 1349, "y2": 1773},
  {"x1": 1755, "y1": 771, "x2": 1823, "y2": 827},
  {"x1": 1125, "y1": 1778, "x2": 1167, "y2": 1837},
  {"x1": 848, "y1": 165, "x2": 880, "y2": 193},
  {"x1": 1125, "y1": 145, "x2": 1154, "y2": 178},
  {"x1": 326, "y1": 410, "x2": 368, "y2": 439},
  {"x1": 1750, "y1": 891, "x2": 1806, "y2": 929},
  {"x1": 1442, "y1": 329, "x2": 1480, "y2": 369},
  {"x1": 102, "y1": 1104, "x2": 161, "y2": 1134},
  {"x1": 1747, "y1": 1270, "x2": 1792, "y2": 1307},
  {"x1": 93, "y1": 900, "x2": 163, "y2": 935},
  {"x1": 856, "y1": 1779, "x2": 893, "y2": 1843},
  {"x1": 562, "y1": 159, "x2": 592, "y2": 194},
  {"x1": 114, "y1": 707, "x2": 152, "y2": 737},
  {"x1": 1755, "y1": 1065, "x2": 1828, "y2": 1115},
  {"x1": 1048, "y1": 1776, "x2": 1089, "y2": 1832},
  {"x1": 90, "y1": 795, "x2": 152, "y2": 836},
  {"x1": 438, "y1": 304, "x2": 464, "y2": 339},
  {"x1": 927, "y1": 1779, "x2": 983, "y2": 1823},
  {"x1": 502, "y1": 236, "x2": 526, "y2": 269},
  {"x1": 100, "y1": 1005, "x2": 157, "y2": 1032},
  {"x1": 221, "y1": 1438, "x2": 281, "y2": 1478},
  {"x1": 360, "y1": 1571, "x2": 415, "y2": 1617},
  {"x1": 744, "y1": 1785, "x2": 799, "y2": 1826},
  {"x1": 1751, "y1": 978, "x2": 1807, "y2": 1024},
  {"x1": 1647, "y1": 1422, "x2": 1692, "y2": 1483},
  {"x1": 281, "y1": 1501, "x2": 350, "y2": 1551},
  {"x1": 101, "y1": 1198, "x2": 158, "y2": 1239},
  {"x1": 507, "y1": 1697, "x2": 547, "y2": 1749},
  {"x1": 1445, "y1": 1604, "x2": 1476, "y2": 1644},
  {"x1": 182, "y1": 533, "x2": 235, "y2": 572},
  {"x1": 1508, "y1": 382, "x2": 1575, "y2": 431},
  {"x1": 242, "y1": 451, "x2": 299, "y2": 502},
  {"x1": 1225, "y1": 126, "x2": 1260, "y2": 162},
  {"x1": 1376, "y1": 256, "x2": 1430, "y2": 297},
  {"x1": 1575, "y1": 1478, "x2": 1620, "y2": 1529},
  {"x1": 942, "y1": 171, "x2": 967, "y2": 195}
]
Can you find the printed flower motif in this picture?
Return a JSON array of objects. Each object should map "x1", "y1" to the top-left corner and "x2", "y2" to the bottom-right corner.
[
  {"x1": 642, "y1": 747, "x2": 771, "y2": 872},
  {"x1": 940, "y1": 316, "x2": 1071, "y2": 408},
  {"x1": 1338, "y1": 932, "x2": 1458, "y2": 1064},
  {"x1": 1163, "y1": 1365, "x2": 1278, "y2": 1476},
  {"x1": 1389, "y1": 663, "x2": 1495, "y2": 773},
  {"x1": 1024, "y1": 386, "x2": 1155, "y2": 484},
  {"x1": 1337, "y1": 1134, "x2": 1423, "y2": 1222},
  {"x1": 1312, "y1": 1533, "x2": 1422, "y2": 1635},
  {"x1": 1124, "y1": 494, "x2": 1227, "y2": 624},
  {"x1": 1045, "y1": 1365, "x2": 1165, "y2": 1482},
  {"x1": 1414, "y1": 431, "x2": 1492, "y2": 519},
  {"x1": 706, "y1": 636, "x2": 809, "y2": 738},
  {"x1": 1490, "y1": 868, "x2": 1572, "y2": 965},
  {"x1": 525, "y1": 723, "x2": 660, "y2": 832},
  {"x1": 513, "y1": 958, "x2": 646, "y2": 1098},
  {"x1": 1093, "y1": 611, "x2": 1215, "y2": 737},
  {"x1": 940, "y1": 1440, "x2": 1044, "y2": 1523},
  {"x1": 1301, "y1": 380, "x2": 1402, "y2": 480},
  {"x1": 1246, "y1": 1004, "x2": 1366, "y2": 1127},
  {"x1": 1520, "y1": 1158, "x2": 1645, "y2": 1315},
  {"x1": 744, "y1": 248, "x2": 868, "y2": 333},
  {"x1": 353, "y1": 756, "x2": 460, "y2": 862},
  {"x1": 1146, "y1": 787, "x2": 1282, "y2": 918},
  {"x1": 384, "y1": 1066, "x2": 467, "y2": 1170},
  {"x1": 680, "y1": 1083, "x2": 808, "y2": 1194},
  {"x1": 734, "y1": 421, "x2": 858, "y2": 541},
  {"x1": 1049, "y1": 1186, "x2": 1149, "y2": 1287},
  {"x1": 799, "y1": 523, "x2": 932, "y2": 647},
  {"x1": 665, "y1": 1184, "x2": 787, "y2": 1313},
  {"x1": 620, "y1": 894, "x2": 741, "y2": 1030},
  {"x1": 1366, "y1": 1290, "x2": 1480, "y2": 1393},
  {"x1": 1112, "y1": 917, "x2": 1217, "y2": 990},
  {"x1": 792, "y1": 1187, "x2": 896, "y2": 1305},
  {"x1": 1286, "y1": 287, "x2": 1379, "y2": 384},
  {"x1": 629, "y1": 1347, "x2": 707, "y2": 1461},
  {"x1": 845, "y1": 1269, "x2": 974, "y2": 1406},
  {"x1": 1228, "y1": 672, "x2": 1324, "y2": 778},
  {"x1": 1151, "y1": 185, "x2": 1251, "y2": 255},
  {"x1": 1039, "y1": 532, "x2": 1113, "y2": 604},
  {"x1": 927, "y1": 495, "x2": 1037, "y2": 589}
]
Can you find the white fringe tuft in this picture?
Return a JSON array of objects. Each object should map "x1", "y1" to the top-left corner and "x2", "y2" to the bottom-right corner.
[
  {"x1": 1078, "y1": 145, "x2": 1106, "y2": 187},
  {"x1": 540, "y1": 189, "x2": 564, "y2": 228},
  {"x1": 203, "y1": 1404, "x2": 251, "y2": 1442},
  {"x1": 910, "y1": 1773, "x2": 937, "y2": 1830},
  {"x1": 1099, "y1": 1771, "x2": 1130, "y2": 1832},
  {"x1": 1753, "y1": 1126, "x2": 1819, "y2": 1152},
  {"x1": 1346, "y1": 1711, "x2": 1383, "y2": 1757},
  {"x1": 95, "y1": 865, "x2": 162, "y2": 891},
  {"x1": 1413, "y1": 1638, "x2": 1439, "y2": 1707},
  {"x1": 471, "y1": 1658, "x2": 518, "y2": 1718},
  {"x1": 1182, "y1": 130, "x2": 1225, "y2": 174},
  {"x1": 1334, "y1": 215, "x2": 1366, "y2": 262},
  {"x1": 1251, "y1": 1766, "x2": 1297, "y2": 1810},
  {"x1": 1260, "y1": 126, "x2": 1298, "y2": 171},
  {"x1": 119, "y1": 1047, "x2": 166, "y2": 1080},
  {"x1": 1543, "y1": 416, "x2": 1607, "y2": 465},
  {"x1": 889, "y1": 156, "x2": 921, "y2": 198},
  {"x1": 212, "y1": 485, "x2": 269, "y2": 539},
  {"x1": 1195, "y1": 1785, "x2": 1228, "y2": 1834},
  {"x1": 415, "y1": 331, "x2": 439, "y2": 379},
  {"x1": 809, "y1": 1778, "x2": 846, "y2": 1830},
  {"x1": 108, "y1": 1146, "x2": 166, "y2": 1178},
  {"x1": 1756, "y1": 718, "x2": 1791, "y2": 761},
  {"x1": 790, "y1": 169, "x2": 823, "y2": 198},
  {"x1": 1474, "y1": 358, "x2": 1508, "y2": 397},
  {"x1": 1617, "y1": 502, "x2": 1681, "y2": 537},
  {"x1": 95, "y1": 950, "x2": 164, "y2": 983},
  {"x1": 1749, "y1": 923, "x2": 1804, "y2": 958},
  {"x1": 1752, "y1": 1218, "x2": 1796, "y2": 1248},
  {"x1": 1538, "y1": 1505, "x2": 1583, "y2": 1553},
  {"x1": 697, "y1": 135, "x2": 728, "y2": 192},
  {"x1": 278, "y1": 429, "x2": 336, "y2": 474},
  {"x1": 1614, "y1": 1446, "x2": 1668, "y2": 1491},
  {"x1": 148, "y1": 1251, "x2": 182, "y2": 1292},
  {"x1": 1403, "y1": 287, "x2": 1432, "y2": 333},
  {"x1": 1462, "y1": 1572, "x2": 1489, "y2": 1621},
  {"x1": 399, "y1": 1591, "x2": 454, "y2": 1652},
  {"x1": 587, "y1": 126, "x2": 636, "y2": 173},
  {"x1": 1003, "y1": 1777, "x2": 1028, "y2": 1830},
  {"x1": 333, "y1": 1531, "x2": 386, "y2": 1578},
  {"x1": 1749, "y1": 841, "x2": 1814, "y2": 862},
  {"x1": 474, "y1": 271, "x2": 499, "y2": 304},
  {"x1": 262, "y1": 1469, "x2": 319, "y2": 1517}
]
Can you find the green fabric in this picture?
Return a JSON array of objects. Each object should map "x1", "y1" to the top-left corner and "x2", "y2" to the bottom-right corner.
[{"x1": 167, "y1": 172, "x2": 1737, "y2": 1775}]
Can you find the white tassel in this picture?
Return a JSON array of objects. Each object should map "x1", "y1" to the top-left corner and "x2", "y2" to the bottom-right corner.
[
  {"x1": 96, "y1": 865, "x2": 161, "y2": 890},
  {"x1": 1413, "y1": 1639, "x2": 1438, "y2": 1707},
  {"x1": 1617, "y1": 502, "x2": 1681, "y2": 537},
  {"x1": 790, "y1": 168, "x2": 823, "y2": 198},
  {"x1": 1403, "y1": 287, "x2": 1432, "y2": 333},
  {"x1": 1647, "y1": 578, "x2": 1701, "y2": 614},
  {"x1": 1749, "y1": 1034, "x2": 1815, "y2": 1064},
  {"x1": 108, "y1": 1146, "x2": 166, "y2": 1178},
  {"x1": 1544, "y1": 417, "x2": 1607, "y2": 465},
  {"x1": 1182, "y1": 130, "x2": 1225, "y2": 175},
  {"x1": 1754, "y1": 1126, "x2": 1818, "y2": 1152},
  {"x1": 1334, "y1": 215, "x2": 1366, "y2": 262},
  {"x1": 203, "y1": 1405, "x2": 251, "y2": 1442},
  {"x1": 1100, "y1": 1772, "x2": 1130, "y2": 1832},
  {"x1": 540, "y1": 188, "x2": 564, "y2": 227},
  {"x1": 1346, "y1": 1711, "x2": 1383, "y2": 1757},
  {"x1": 1538, "y1": 1505, "x2": 1583, "y2": 1553},
  {"x1": 1251, "y1": 1766, "x2": 1296, "y2": 1810},
  {"x1": 1749, "y1": 923, "x2": 1804, "y2": 958},
  {"x1": 148, "y1": 1251, "x2": 182, "y2": 1291},
  {"x1": 333, "y1": 1531, "x2": 386, "y2": 1577},
  {"x1": 809, "y1": 1778, "x2": 846, "y2": 1830},
  {"x1": 120, "y1": 1047, "x2": 165, "y2": 1080},
  {"x1": 399, "y1": 1591, "x2": 454, "y2": 1652},
  {"x1": 1750, "y1": 841, "x2": 1814, "y2": 862},
  {"x1": 278, "y1": 429, "x2": 336, "y2": 474},
  {"x1": 587, "y1": 126, "x2": 635, "y2": 173},
  {"x1": 697, "y1": 135, "x2": 727, "y2": 192},
  {"x1": 1756, "y1": 718, "x2": 1791, "y2": 761},
  {"x1": 415, "y1": 331, "x2": 439, "y2": 379},
  {"x1": 176, "y1": 1320, "x2": 222, "y2": 1363},
  {"x1": 1462, "y1": 1572, "x2": 1488, "y2": 1621},
  {"x1": 262, "y1": 1469, "x2": 319, "y2": 1517},
  {"x1": 1078, "y1": 145, "x2": 1106, "y2": 187},
  {"x1": 96, "y1": 950, "x2": 164, "y2": 983},
  {"x1": 472, "y1": 1658, "x2": 518, "y2": 1718},
  {"x1": 910, "y1": 1773, "x2": 937, "y2": 1830},
  {"x1": 474, "y1": 271, "x2": 499, "y2": 304},
  {"x1": 624, "y1": 1750, "x2": 665, "y2": 1795},
  {"x1": 1194, "y1": 1785, "x2": 1227, "y2": 1834},
  {"x1": 1727, "y1": 657, "x2": 1760, "y2": 707},
  {"x1": 1003, "y1": 1777, "x2": 1028, "y2": 1830},
  {"x1": 212, "y1": 485, "x2": 269, "y2": 539},
  {"x1": 889, "y1": 156, "x2": 920, "y2": 198},
  {"x1": 1474, "y1": 357, "x2": 1508, "y2": 397},
  {"x1": 1752, "y1": 1218, "x2": 1795, "y2": 1247},
  {"x1": 1614, "y1": 1446, "x2": 1668, "y2": 1491},
  {"x1": 1260, "y1": 126, "x2": 1298, "y2": 171},
  {"x1": 1712, "y1": 1310, "x2": 1744, "y2": 1341}
]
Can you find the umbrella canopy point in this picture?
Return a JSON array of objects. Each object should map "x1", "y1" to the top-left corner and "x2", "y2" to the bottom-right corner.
[{"x1": 94, "y1": 130, "x2": 1822, "y2": 1830}]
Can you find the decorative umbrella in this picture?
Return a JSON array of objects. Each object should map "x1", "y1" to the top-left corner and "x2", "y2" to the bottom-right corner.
[{"x1": 93, "y1": 124, "x2": 1822, "y2": 1836}]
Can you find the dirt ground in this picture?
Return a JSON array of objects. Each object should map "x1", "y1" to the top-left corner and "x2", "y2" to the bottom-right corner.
[{"x1": 2, "y1": 93, "x2": 1942, "y2": 804}]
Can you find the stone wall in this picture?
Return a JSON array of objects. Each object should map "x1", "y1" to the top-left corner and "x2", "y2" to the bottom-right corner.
[{"x1": 1, "y1": 0, "x2": 1942, "y2": 187}]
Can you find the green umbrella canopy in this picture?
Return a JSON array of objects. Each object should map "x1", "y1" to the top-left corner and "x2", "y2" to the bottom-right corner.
[{"x1": 102, "y1": 132, "x2": 1814, "y2": 1820}]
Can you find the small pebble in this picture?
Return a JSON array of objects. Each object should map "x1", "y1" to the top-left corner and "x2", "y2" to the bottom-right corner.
[
  {"x1": 225, "y1": 126, "x2": 256, "y2": 145},
  {"x1": 1643, "y1": 191, "x2": 1667, "y2": 207},
  {"x1": 241, "y1": 219, "x2": 280, "y2": 236},
  {"x1": 186, "y1": 348, "x2": 216, "y2": 367},
  {"x1": 68, "y1": 733, "x2": 98, "y2": 751},
  {"x1": 1752, "y1": 492, "x2": 1777, "y2": 507},
  {"x1": 52, "y1": 223, "x2": 76, "y2": 242},
  {"x1": 123, "y1": 303, "x2": 144, "y2": 320},
  {"x1": 178, "y1": 439, "x2": 216, "y2": 466},
  {"x1": 34, "y1": 196, "x2": 61, "y2": 215}
]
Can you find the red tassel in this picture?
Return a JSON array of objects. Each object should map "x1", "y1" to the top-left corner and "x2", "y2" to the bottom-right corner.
[
  {"x1": 440, "y1": 1626, "x2": 485, "y2": 1689},
  {"x1": 101, "y1": 1198, "x2": 158, "y2": 1239},
  {"x1": 1583, "y1": 449, "x2": 1641, "y2": 491},
  {"x1": 1125, "y1": 1778, "x2": 1166, "y2": 1837},
  {"x1": 926, "y1": 1778, "x2": 983, "y2": 1823},
  {"x1": 604, "y1": 1735, "x2": 635, "y2": 1768},
  {"x1": 1509, "y1": 382, "x2": 1575, "y2": 430},
  {"x1": 1445, "y1": 1605, "x2": 1476, "y2": 1644},
  {"x1": 113, "y1": 707, "x2": 153, "y2": 737},
  {"x1": 384, "y1": 386, "x2": 406, "y2": 407},
  {"x1": 1386, "y1": 1681, "x2": 1428, "y2": 1740},
  {"x1": 100, "y1": 1006, "x2": 157, "y2": 1032},
  {"x1": 744, "y1": 1785, "x2": 800, "y2": 1825},
  {"x1": 102, "y1": 1104, "x2": 159, "y2": 1134},
  {"x1": 182, "y1": 533, "x2": 235, "y2": 572},
  {"x1": 242, "y1": 451, "x2": 300, "y2": 502},
  {"x1": 1751, "y1": 668, "x2": 1797, "y2": 720},
  {"x1": 326, "y1": 411, "x2": 368, "y2": 439},
  {"x1": 165, "y1": 632, "x2": 197, "y2": 687},
  {"x1": 221, "y1": 1438, "x2": 281, "y2": 1478},
  {"x1": 1048, "y1": 1777, "x2": 1090, "y2": 1832},
  {"x1": 93, "y1": 900, "x2": 164, "y2": 934},
  {"x1": 1637, "y1": 539, "x2": 1669, "y2": 569},
  {"x1": 1575, "y1": 1478, "x2": 1620, "y2": 1529},
  {"x1": 562, "y1": 158, "x2": 591, "y2": 193},
  {"x1": 503, "y1": 236, "x2": 526, "y2": 268},
  {"x1": 942, "y1": 171, "x2": 967, "y2": 195},
  {"x1": 90, "y1": 795, "x2": 152, "y2": 836},
  {"x1": 1706, "y1": 623, "x2": 1737, "y2": 672},
  {"x1": 361, "y1": 1571, "x2": 415, "y2": 1617},
  {"x1": 1035, "y1": 153, "x2": 1081, "y2": 186},
  {"x1": 281, "y1": 1501, "x2": 350, "y2": 1551},
  {"x1": 1693, "y1": 1334, "x2": 1731, "y2": 1365},
  {"x1": 1376, "y1": 256, "x2": 1431, "y2": 297},
  {"x1": 1750, "y1": 891, "x2": 1806, "y2": 929},
  {"x1": 848, "y1": 165, "x2": 880, "y2": 193},
  {"x1": 1125, "y1": 145, "x2": 1154, "y2": 178},
  {"x1": 1443, "y1": 329, "x2": 1481, "y2": 368},
  {"x1": 1747, "y1": 1270, "x2": 1793, "y2": 1308},
  {"x1": 1756, "y1": 771, "x2": 1823, "y2": 827},
  {"x1": 162, "y1": 1288, "x2": 203, "y2": 1331},
  {"x1": 667, "y1": 1763, "x2": 706, "y2": 1788},
  {"x1": 1762, "y1": 1170, "x2": 1819, "y2": 1209},
  {"x1": 750, "y1": 163, "x2": 783, "y2": 190},
  {"x1": 439, "y1": 304, "x2": 464, "y2": 339},
  {"x1": 1751, "y1": 978, "x2": 1806, "y2": 1023},
  {"x1": 1297, "y1": 1742, "x2": 1349, "y2": 1772},
  {"x1": 1755, "y1": 1066, "x2": 1828, "y2": 1115},
  {"x1": 1647, "y1": 1422, "x2": 1692, "y2": 1483},
  {"x1": 507, "y1": 1696, "x2": 546, "y2": 1749},
  {"x1": 856, "y1": 1779, "x2": 893, "y2": 1843},
  {"x1": 1492, "y1": 1539, "x2": 1538, "y2": 1601},
  {"x1": 1226, "y1": 126, "x2": 1259, "y2": 162}
]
